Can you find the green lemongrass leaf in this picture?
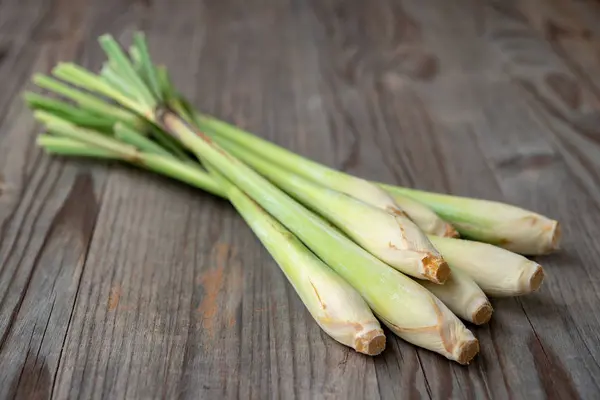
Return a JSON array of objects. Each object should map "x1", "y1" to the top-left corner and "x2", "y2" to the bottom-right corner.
[
  {"x1": 100, "y1": 63, "x2": 138, "y2": 100},
  {"x1": 33, "y1": 74, "x2": 137, "y2": 125},
  {"x1": 156, "y1": 65, "x2": 176, "y2": 101},
  {"x1": 98, "y1": 34, "x2": 156, "y2": 107},
  {"x1": 38, "y1": 135, "x2": 117, "y2": 159},
  {"x1": 25, "y1": 92, "x2": 114, "y2": 133},
  {"x1": 34, "y1": 110, "x2": 74, "y2": 128},
  {"x1": 39, "y1": 132, "x2": 223, "y2": 197},
  {"x1": 129, "y1": 45, "x2": 143, "y2": 72},
  {"x1": 33, "y1": 73, "x2": 186, "y2": 160},
  {"x1": 36, "y1": 111, "x2": 139, "y2": 159},
  {"x1": 114, "y1": 122, "x2": 173, "y2": 157},
  {"x1": 52, "y1": 63, "x2": 146, "y2": 115},
  {"x1": 133, "y1": 32, "x2": 161, "y2": 99}
]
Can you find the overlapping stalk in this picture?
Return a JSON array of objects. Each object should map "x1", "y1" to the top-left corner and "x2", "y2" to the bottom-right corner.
[
  {"x1": 26, "y1": 33, "x2": 481, "y2": 364},
  {"x1": 216, "y1": 137, "x2": 448, "y2": 283},
  {"x1": 193, "y1": 115, "x2": 560, "y2": 255},
  {"x1": 193, "y1": 115, "x2": 458, "y2": 238},
  {"x1": 34, "y1": 113, "x2": 387, "y2": 355},
  {"x1": 23, "y1": 31, "x2": 559, "y2": 365},
  {"x1": 427, "y1": 236, "x2": 545, "y2": 297}
]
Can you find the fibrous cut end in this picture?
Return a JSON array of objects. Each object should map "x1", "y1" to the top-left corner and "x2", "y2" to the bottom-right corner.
[
  {"x1": 455, "y1": 338, "x2": 480, "y2": 365},
  {"x1": 529, "y1": 265, "x2": 545, "y2": 293},
  {"x1": 355, "y1": 328, "x2": 386, "y2": 356},
  {"x1": 422, "y1": 255, "x2": 451, "y2": 284},
  {"x1": 471, "y1": 302, "x2": 493, "y2": 325}
]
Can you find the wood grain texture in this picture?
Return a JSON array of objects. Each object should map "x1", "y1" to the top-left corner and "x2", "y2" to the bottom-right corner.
[{"x1": 1, "y1": 0, "x2": 600, "y2": 399}]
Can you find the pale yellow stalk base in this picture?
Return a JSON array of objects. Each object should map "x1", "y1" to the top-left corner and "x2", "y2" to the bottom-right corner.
[
  {"x1": 422, "y1": 254, "x2": 451, "y2": 284},
  {"x1": 355, "y1": 328, "x2": 387, "y2": 355},
  {"x1": 379, "y1": 296, "x2": 479, "y2": 364},
  {"x1": 470, "y1": 298, "x2": 494, "y2": 325},
  {"x1": 429, "y1": 235, "x2": 545, "y2": 297},
  {"x1": 385, "y1": 186, "x2": 561, "y2": 255},
  {"x1": 420, "y1": 267, "x2": 492, "y2": 325}
]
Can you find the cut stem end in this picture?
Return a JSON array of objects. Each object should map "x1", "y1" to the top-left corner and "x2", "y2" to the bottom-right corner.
[
  {"x1": 422, "y1": 256, "x2": 451, "y2": 284},
  {"x1": 355, "y1": 329, "x2": 386, "y2": 356},
  {"x1": 455, "y1": 338, "x2": 480, "y2": 365},
  {"x1": 471, "y1": 301, "x2": 493, "y2": 325},
  {"x1": 529, "y1": 265, "x2": 545, "y2": 293}
]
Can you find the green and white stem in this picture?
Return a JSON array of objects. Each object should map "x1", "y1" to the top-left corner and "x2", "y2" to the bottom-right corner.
[
  {"x1": 192, "y1": 114, "x2": 560, "y2": 255},
  {"x1": 218, "y1": 137, "x2": 449, "y2": 284},
  {"x1": 382, "y1": 186, "x2": 560, "y2": 256},
  {"x1": 29, "y1": 32, "x2": 483, "y2": 363},
  {"x1": 36, "y1": 119, "x2": 387, "y2": 356},
  {"x1": 193, "y1": 114, "x2": 457, "y2": 238},
  {"x1": 419, "y1": 268, "x2": 492, "y2": 325}
]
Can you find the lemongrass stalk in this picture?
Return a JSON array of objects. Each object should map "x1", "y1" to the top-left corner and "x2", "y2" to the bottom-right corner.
[
  {"x1": 38, "y1": 132, "x2": 385, "y2": 355},
  {"x1": 428, "y1": 235, "x2": 545, "y2": 297},
  {"x1": 114, "y1": 122, "x2": 174, "y2": 158},
  {"x1": 193, "y1": 113, "x2": 457, "y2": 237},
  {"x1": 52, "y1": 63, "x2": 145, "y2": 115},
  {"x1": 24, "y1": 92, "x2": 114, "y2": 133},
  {"x1": 218, "y1": 173, "x2": 386, "y2": 355},
  {"x1": 36, "y1": 119, "x2": 225, "y2": 197},
  {"x1": 193, "y1": 113, "x2": 560, "y2": 251},
  {"x1": 55, "y1": 36, "x2": 451, "y2": 283},
  {"x1": 132, "y1": 32, "x2": 161, "y2": 99},
  {"x1": 34, "y1": 34, "x2": 479, "y2": 362},
  {"x1": 32, "y1": 74, "x2": 138, "y2": 125},
  {"x1": 38, "y1": 135, "x2": 117, "y2": 159},
  {"x1": 419, "y1": 268, "x2": 492, "y2": 325},
  {"x1": 157, "y1": 110, "x2": 478, "y2": 363},
  {"x1": 218, "y1": 137, "x2": 449, "y2": 283},
  {"x1": 40, "y1": 110, "x2": 477, "y2": 361},
  {"x1": 382, "y1": 186, "x2": 560, "y2": 255},
  {"x1": 194, "y1": 116, "x2": 405, "y2": 215},
  {"x1": 28, "y1": 82, "x2": 189, "y2": 160}
]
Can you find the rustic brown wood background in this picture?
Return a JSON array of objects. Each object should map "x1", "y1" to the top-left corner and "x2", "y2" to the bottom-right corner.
[{"x1": 1, "y1": 0, "x2": 600, "y2": 398}]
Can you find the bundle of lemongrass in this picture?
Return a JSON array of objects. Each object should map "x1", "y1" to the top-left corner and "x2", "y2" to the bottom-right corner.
[{"x1": 24, "y1": 32, "x2": 559, "y2": 365}]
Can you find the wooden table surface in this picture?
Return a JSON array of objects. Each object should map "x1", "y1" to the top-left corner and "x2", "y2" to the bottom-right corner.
[{"x1": 1, "y1": 0, "x2": 600, "y2": 399}]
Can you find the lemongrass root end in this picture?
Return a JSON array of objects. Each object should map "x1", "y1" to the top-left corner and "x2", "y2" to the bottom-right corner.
[
  {"x1": 355, "y1": 329, "x2": 386, "y2": 356},
  {"x1": 423, "y1": 255, "x2": 451, "y2": 284},
  {"x1": 471, "y1": 302, "x2": 493, "y2": 325},
  {"x1": 456, "y1": 338, "x2": 480, "y2": 365},
  {"x1": 529, "y1": 265, "x2": 545, "y2": 293}
]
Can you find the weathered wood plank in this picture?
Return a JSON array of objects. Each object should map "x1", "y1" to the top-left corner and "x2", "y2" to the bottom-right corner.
[
  {"x1": 2, "y1": 0, "x2": 600, "y2": 399},
  {"x1": 0, "y1": 0, "x2": 142, "y2": 399}
]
